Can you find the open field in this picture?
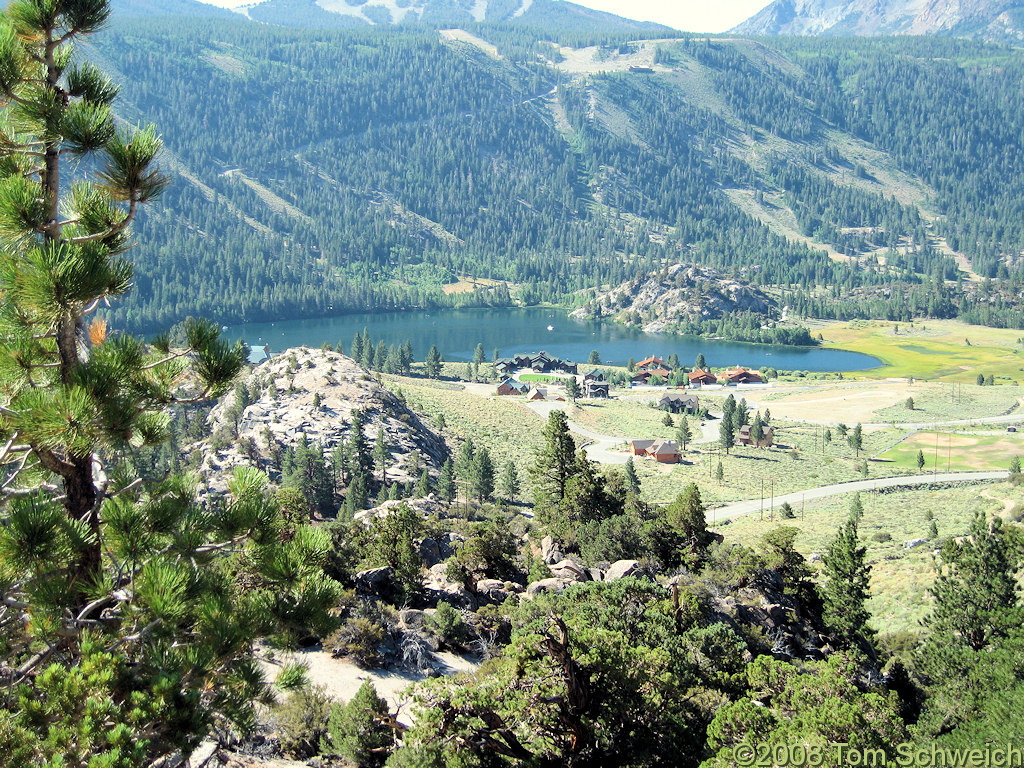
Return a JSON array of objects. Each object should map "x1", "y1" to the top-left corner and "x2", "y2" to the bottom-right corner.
[
  {"x1": 819, "y1": 318, "x2": 1024, "y2": 382},
  {"x1": 872, "y1": 385, "x2": 1019, "y2": 423},
  {"x1": 744, "y1": 380, "x2": 1020, "y2": 425},
  {"x1": 877, "y1": 431, "x2": 1024, "y2": 472},
  {"x1": 717, "y1": 480, "x2": 1024, "y2": 634},
  {"x1": 748, "y1": 382, "x2": 916, "y2": 423}
]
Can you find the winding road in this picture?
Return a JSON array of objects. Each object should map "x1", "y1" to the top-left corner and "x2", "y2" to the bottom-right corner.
[{"x1": 708, "y1": 470, "x2": 1010, "y2": 521}]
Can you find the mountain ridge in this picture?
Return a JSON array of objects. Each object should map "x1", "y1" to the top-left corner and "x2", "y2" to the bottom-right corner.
[
  {"x1": 113, "y1": 0, "x2": 676, "y2": 33},
  {"x1": 732, "y1": 0, "x2": 1024, "y2": 40}
]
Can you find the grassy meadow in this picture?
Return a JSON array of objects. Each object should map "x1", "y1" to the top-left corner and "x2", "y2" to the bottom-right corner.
[{"x1": 819, "y1": 318, "x2": 1024, "y2": 382}]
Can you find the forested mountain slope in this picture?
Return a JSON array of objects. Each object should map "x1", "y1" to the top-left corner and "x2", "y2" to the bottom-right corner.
[{"x1": 91, "y1": 15, "x2": 1024, "y2": 332}]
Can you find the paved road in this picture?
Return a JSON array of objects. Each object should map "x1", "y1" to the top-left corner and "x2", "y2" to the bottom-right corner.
[{"x1": 709, "y1": 470, "x2": 1010, "y2": 521}]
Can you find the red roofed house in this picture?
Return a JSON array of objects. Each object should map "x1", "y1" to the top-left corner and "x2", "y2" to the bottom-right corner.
[
  {"x1": 633, "y1": 367, "x2": 672, "y2": 384},
  {"x1": 723, "y1": 366, "x2": 764, "y2": 384},
  {"x1": 688, "y1": 369, "x2": 717, "y2": 386},
  {"x1": 629, "y1": 438, "x2": 681, "y2": 463},
  {"x1": 635, "y1": 356, "x2": 667, "y2": 372}
]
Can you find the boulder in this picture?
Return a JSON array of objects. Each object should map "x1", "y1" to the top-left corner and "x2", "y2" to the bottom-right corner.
[
  {"x1": 525, "y1": 578, "x2": 572, "y2": 598},
  {"x1": 424, "y1": 563, "x2": 476, "y2": 609},
  {"x1": 355, "y1": 566, "x2": 395, "y2": 597},
  {"x1": 549, "y1": 559, "x2": 588, "y2": 582},
  {"x1": 604, "y1": 559, "x2": 644, "y2": 581},
  {"x1": 419, "y1": 537, "x2": 445, "y2": 567},
  {"x1": 398, "y1": 609, "x2": 428, "y2": 631},
  {"x1": 904, "y1": 538, "x2": 928, "y2": 550},
  {"x1": 540, "y1": 536, "x2": 564, "y2": 565}
]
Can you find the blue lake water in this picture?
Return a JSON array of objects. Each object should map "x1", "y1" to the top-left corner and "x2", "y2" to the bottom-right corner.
[{"x1": 224, "y1": 307, "x2": 880, "y2": 372}]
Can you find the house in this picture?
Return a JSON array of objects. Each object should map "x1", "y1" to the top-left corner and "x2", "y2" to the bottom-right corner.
[
  {"x1": 688, "y1": 369, "x2": 717, "y2": 386},
  {"x1": 496, "y1": 377, "x2": 529, "y2": 396},
  {"x1": 632, "y1": 367, "x2": 672, "y2": 384},
  {"x1": 658, "y1": 393, "x2": 699, "y2": 414},
  {"x1": 635, "y1": 356, "x2": 667, "y2": 372},
  {"x1": 496, "y1": 352, "x2": 578, "y2": 375},
  {"x1": 723, "y1": 366, "x2": 764, "y2": 384},
  {"x1": 528, "y1": 387, "x2": 547, "y2": 401},
  {"x1": 737, "y1": 424, "x2": 774, "y2": 447},
  {"x1": 629, "y1": 438, "x2": 681, "y2": 463},
  {"x1": 584, "y1": 380, "x2": 610, "y2": 398},
  {"x1": 628, "y1": 65, "x2": 655, "y2": 74},
  {"x1": 584, "y1": 370, "x2": 605, "y2": 382},
  {"x1": 495, "y1": 359, "x2": 518, "y2": 375}
]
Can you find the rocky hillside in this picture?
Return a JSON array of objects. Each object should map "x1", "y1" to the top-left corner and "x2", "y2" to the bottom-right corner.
[
  {"x1": 733, "y1": 0, "x2": 1024, "y2": 40},
  {"x1": 571, "y1": 264, "x2": 778, "y2": 334},
  {"x1": 201, "y1": 348, "x2": 447, "y2": 490}
]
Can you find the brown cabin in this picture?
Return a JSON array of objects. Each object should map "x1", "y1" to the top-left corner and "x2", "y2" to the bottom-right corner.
[
  {"x1": 737, "y1": 424, "x2": 774, "y2": 447},
  {"x1": 723, "y1": 366, "x2": 764, "y2": 384},
  {"x1": 688, "y1": 369, "x2": 717, "y2": 386},
  {"x1": 629, "y1": 438, "x2": 681, "y2": 463}
]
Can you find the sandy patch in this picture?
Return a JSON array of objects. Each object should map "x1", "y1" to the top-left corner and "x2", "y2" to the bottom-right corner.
[{"x1": 261, "y1": 646, "x2": 480, "y2": 724}]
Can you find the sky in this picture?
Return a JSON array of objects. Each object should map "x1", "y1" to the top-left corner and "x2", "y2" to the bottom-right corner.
[{"x1": 193, "y1": 0, "x2": 775, "y2": 33}]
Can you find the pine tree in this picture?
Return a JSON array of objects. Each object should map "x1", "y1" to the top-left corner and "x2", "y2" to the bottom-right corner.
[
  {"x1": 926, "y1": 513, "x2": 1021, "y2": 651},
  {"x1": 750, "y1": 412, "x2": 764, "y2": 446},
  {"x1": 0, "y1": 5, "x2": 334, "y2": 758},
  {"x1": 399, "y1": 339, "x2": 414, "y2": 373},
  {"x1": 473, "y1": 343, "x2": 485, "y2": 367},
  {"x1": 719, "y1": 410, "x2": 735, "y2": 454},
  {"x1": 566, "y1": 377, "x2": 580, "y2": 402},
  {"x1": 917, "y1": 449, "x2": 926, "y2": 471},
  {"x1": 624, "y1": 457, "x2": 641, "y2": 496},
  {"x1": 471, "y1": 446, "x2": 494, "y2": 503},
  {"x1": 715, "y1": 460, "x2": 724, "y2": 483},
  {"x1": 415, "y1": 468, "x2": 432, "y2": 498},
  {"x1": 438, "y1": 458, "x2": 456, "y2": 502},
  {"x1": 424, "y1": 345, "x2": 443, "y2": 378},
  {"x1": 676, "y1": 415, "x2": 692, "y2": 450},
  {"x1": 529, "y1": 410, "x2": 577, "y2": 505},
  {"x1": 350, "y1": 331, "x2": 364, "y2": 363},
  {"x1": 821, "y1": 503, "x2": 872, "y2": 647},
  {"x1": 662, "y1": 412, "x2": 673, "y2": 427},
  {"x1": 499, "y1": 460, "x2": 520, "y2": 502},
  {"x1": 848, "y1": 423, "x2": 863, "y2": 457},
  {"x1": 327, "y1": 680, "x2": 394, "y2": 767},
  {"x1": 587, "y1": 350, "x2": 601, "y2": 365},
  {"x1": 454, "y1": 437, "x2": 475, "y2": 480},
  {"x1": 695, "y1": 353, "x2": 706, "y2": 370}
]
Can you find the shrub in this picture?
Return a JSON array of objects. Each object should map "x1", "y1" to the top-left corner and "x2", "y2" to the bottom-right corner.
[
  {"x1": 327, "y1": 617, "x2": 387, "y2": 668},
  {"x1": 273, "y1": 685, "x2": 334, "y2": 759},
  {"x1": 871, "y1": 532, "x2": 892, "y2": 543},
  {"x1": 425, "y1": 601, "x2": 470, "y2": 649},
  {"x1": 326, "y1": 681, "x2": 394, "y2": 766},
  {"x1": 779, "y1": 502, "x2": 796, "y2": 520}
]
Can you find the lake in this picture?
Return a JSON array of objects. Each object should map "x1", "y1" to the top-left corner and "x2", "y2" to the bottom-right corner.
[{"x1": 224, "y1": 307, "x2": 880, "y2": 372}]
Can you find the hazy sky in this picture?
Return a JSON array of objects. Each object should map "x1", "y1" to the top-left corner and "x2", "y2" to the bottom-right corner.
[{"x1": 194, "y1": 0, "x2": 775, "y2": 33}]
